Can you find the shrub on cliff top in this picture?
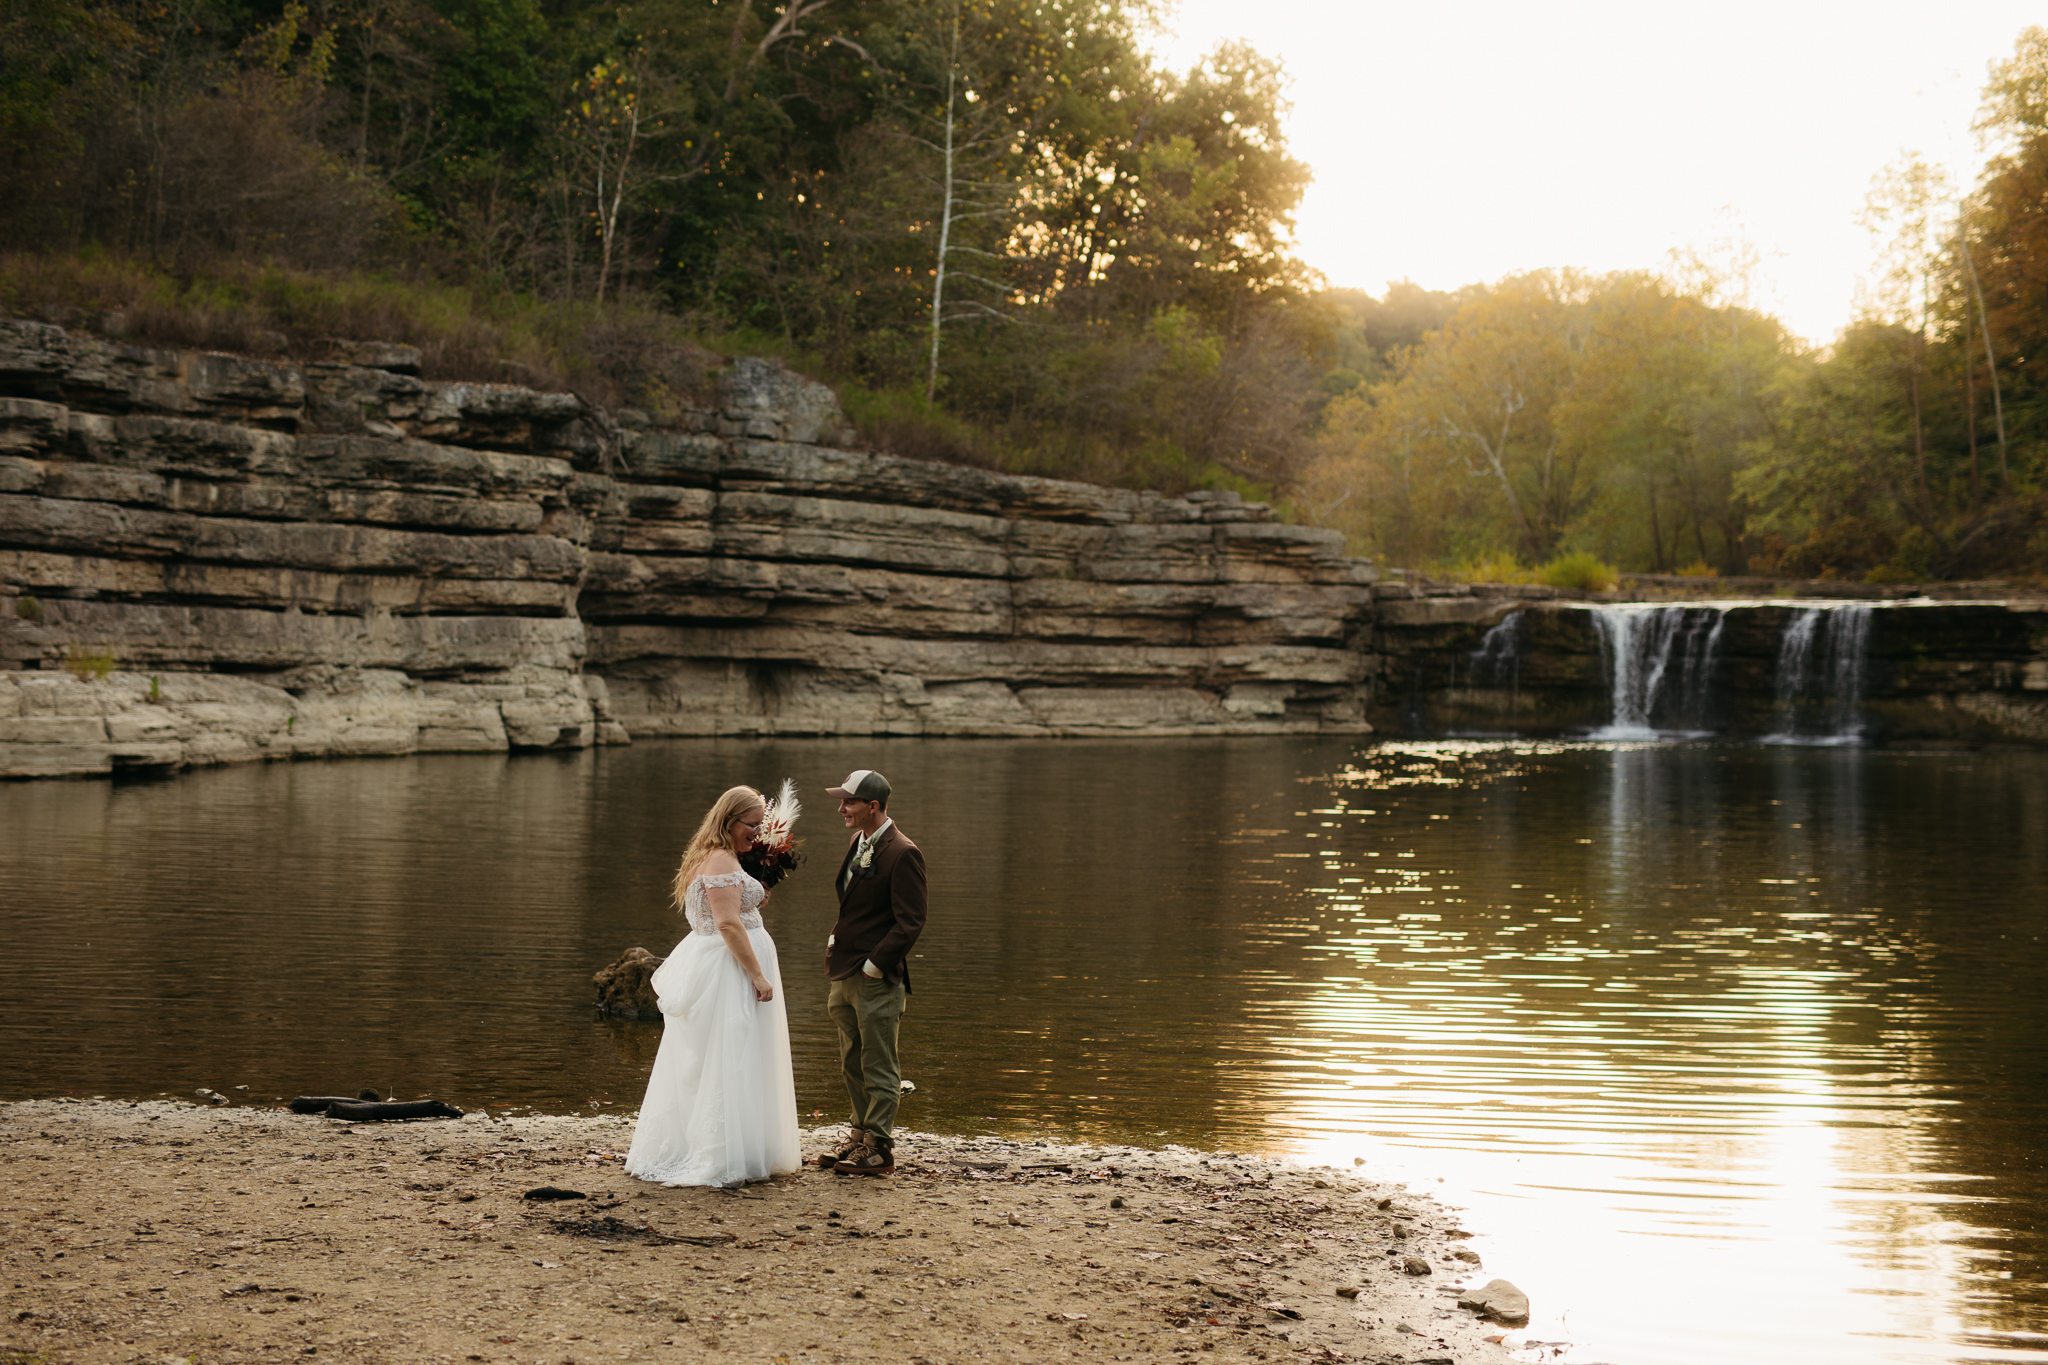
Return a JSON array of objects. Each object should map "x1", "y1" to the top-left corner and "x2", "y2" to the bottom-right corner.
[
  {"x1": 1453, "y1": 552, "x2": 1537, "y2": 585},
  {"x1": 838, "y1": 384, "x2": 1001, "y2": 470},
  {"x1": 1539, "y1": 551, "x2": 1619, "y2": 592}
]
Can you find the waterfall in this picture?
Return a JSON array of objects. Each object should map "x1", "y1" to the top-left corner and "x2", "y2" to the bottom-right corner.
[
  {"x1": 1768, "y1": 604, "x2": 1874, "y2": 742},
  {"x1": 1470, "y1": 611, "x2": 1524, "y2": 692},
  {"x1": 1587, "y1": 605, "x2": 1728, "y2": 738}
]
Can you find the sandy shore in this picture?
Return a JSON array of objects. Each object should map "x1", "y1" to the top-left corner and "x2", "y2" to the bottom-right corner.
[{"x1": 1, "y1": 1099, "x2": 1517, "y2": 1364}]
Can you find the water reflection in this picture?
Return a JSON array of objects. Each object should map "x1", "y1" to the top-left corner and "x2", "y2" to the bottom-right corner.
[
  {"x1": 0, "y1": 737, "x2": 2044, "y2": 1364},
  {"x1": 1265, "y1": 741, "x2": 2045, "y2": 1365}
]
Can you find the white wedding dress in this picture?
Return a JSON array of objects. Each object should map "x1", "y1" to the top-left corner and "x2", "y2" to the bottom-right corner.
[{"x1": 624, "y1": 869, "x2": 800, "y2": 1186}]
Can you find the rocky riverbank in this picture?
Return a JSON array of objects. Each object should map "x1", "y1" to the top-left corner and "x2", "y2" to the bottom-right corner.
[{"x1": 1, "y1": 1099, "x2": 1524, "y2": 1364}]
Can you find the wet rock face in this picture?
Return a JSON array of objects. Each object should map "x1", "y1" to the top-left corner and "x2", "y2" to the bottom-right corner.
[
  {"x1": 0, "y1": 319, "x2": 1382, "y2": 777},
  {"x1": 1370, "y1": 590, "x2": 2048, "y2": 743}
]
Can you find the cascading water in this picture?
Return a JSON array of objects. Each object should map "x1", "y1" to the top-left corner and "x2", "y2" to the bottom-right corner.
[
  {"x1": 1767, "y1": 604, "x2": 1874, "y2": 742},
  {"x1": 1587, "y1": 605, "x2": 1728, "y2": 738},
  {"x1": 1470, "y1": 611, "x2": 1524, "y2": 693},
  {"x1": 1427, "y1": 600, "x2": 1882, "y2": 741}
]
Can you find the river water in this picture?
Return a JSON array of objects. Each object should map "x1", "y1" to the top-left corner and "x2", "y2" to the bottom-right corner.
[{"x1": 2, "y1": 737, "x2": 2043, "y2": 1365}]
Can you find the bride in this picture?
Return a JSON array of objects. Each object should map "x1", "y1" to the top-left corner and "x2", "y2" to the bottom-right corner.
[{"x1": 625, "y1": 785, "x2": 800, "y2": 1187}]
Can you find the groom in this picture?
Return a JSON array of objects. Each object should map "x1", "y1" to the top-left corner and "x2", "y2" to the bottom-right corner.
[{"x1": 819, "y1": 768, "x2": 927, "y2": 1177}]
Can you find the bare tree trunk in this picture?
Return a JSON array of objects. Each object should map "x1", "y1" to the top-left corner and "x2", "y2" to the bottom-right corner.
[
  {"x1": 1715, "y1": 511, "x2": 1745, "y2": 576},
  {"x1": 926, "y1": 3, "x2": 960, "y2": 403},
  {"x1": 596, "y1": 171, "x2": 614, "y2": 306},
  {"x1": 1646, "y1": 477, "x2": 1666, "y2": 572},
  {"x1": 1964, "y1": 306, "x2": 1982, "y2": 506},
  {"x1": 719, "y1": 0, "x2": 760, "y2": 102},
  {"x1": 1908, "y1": 337, "x2": 1933, "y2": 522},
  {"x1": 358, "y1": 54, "x2": 374, "y2": 166},
  {"x1": 1686, "y1": 452, "x2": 1712, "y2": 565},
  {"x1": 595, "y1": 110, "x2": 635, "y2": 306},
  {"x1": 566, "y1": 55, "x2": 649, "y2": 307},
  {"x1": 1957, "y1": 234, "x2": 2009, "y2": 482},
  {"x1": 1441, "y1": 389, "x2": 1538, "y2": 558},
  {"x1": 559, "y1": 179, "x2": 579, "y2": 298}
]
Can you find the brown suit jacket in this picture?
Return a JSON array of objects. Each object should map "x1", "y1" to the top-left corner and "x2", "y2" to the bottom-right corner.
[{"x1": 826, "y1": 824, "x2": 927, "y2": 992}]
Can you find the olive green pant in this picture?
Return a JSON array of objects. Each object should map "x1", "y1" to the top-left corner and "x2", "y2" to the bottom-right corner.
[{"x1": 826, "y1": 975, "x2": 907, "y2": 1157}]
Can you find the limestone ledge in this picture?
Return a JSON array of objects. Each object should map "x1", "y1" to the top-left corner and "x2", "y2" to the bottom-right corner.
[
  {"x1": 0, "y1": 666, "x2": 619, "y2": 778},
  {"x1": 0, "y1": 319, "x2": 1379, "y2": 776}
]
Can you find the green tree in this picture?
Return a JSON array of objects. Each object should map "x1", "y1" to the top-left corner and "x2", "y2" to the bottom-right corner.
[
  {"x1": 1316, "y1": 281, "x2": 1479, "y2": 400},
  {"x1": 1858, "y1": 154, "x2": 1958, "y2": 521},
  {"x1": 1737, "y1": 324, "x2": 1929, "y2": 577},
  {"x1": 0, "y1": 0, "x2": 137, "y2": 246},
  {"x1": 1304, "y1": 271, "x2": 1793, "y2": 572},
  {"x1": 428, "y1": 0, "x2": 547, "y2": 160}
]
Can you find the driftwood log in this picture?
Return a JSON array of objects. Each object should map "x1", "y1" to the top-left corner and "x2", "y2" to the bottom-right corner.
[{"x1": 289, "y1": 1093, "x2": 464, "y2": 1121}]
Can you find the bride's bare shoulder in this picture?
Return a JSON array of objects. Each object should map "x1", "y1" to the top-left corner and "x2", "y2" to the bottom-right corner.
[{"x1": 699, "y1": 851, "x2": 742, "y2": 876}]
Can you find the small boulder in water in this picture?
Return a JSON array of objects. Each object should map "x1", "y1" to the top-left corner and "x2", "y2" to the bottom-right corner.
[{"x1": 593, "y1": 947, "x2": 665, "y2": 1019}]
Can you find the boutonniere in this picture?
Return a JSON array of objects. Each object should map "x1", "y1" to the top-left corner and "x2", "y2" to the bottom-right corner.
[{"x1": 855, "y1": 840, "x2": 877, "y2": 872}]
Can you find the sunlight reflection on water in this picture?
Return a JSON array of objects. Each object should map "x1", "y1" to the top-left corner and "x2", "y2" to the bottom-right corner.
[
  {"x1": 0, "y1": 736, "x2": 2043, "y2": 1365},
  {"x1": 1219, "y1": 740, "x2": 2045, "y2": 1365}
]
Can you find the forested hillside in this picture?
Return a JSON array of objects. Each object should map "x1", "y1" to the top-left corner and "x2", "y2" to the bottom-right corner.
[
  {"x1": 1, "y1": 0, "x2": 1323, "y2": 490},
  {"x1": 6, "y1": 2, "x2": 2048, "y2": 579}
]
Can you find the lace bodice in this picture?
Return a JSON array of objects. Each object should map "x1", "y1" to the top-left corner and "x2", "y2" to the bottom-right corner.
[{"x1": 683, "y1": 869, "x2": 765, "y2": 935}]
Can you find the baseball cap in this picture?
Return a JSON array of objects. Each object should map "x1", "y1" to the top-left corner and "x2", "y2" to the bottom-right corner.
[{"x1": 826, "y1": 769, "x2": 892, "y2": 801}]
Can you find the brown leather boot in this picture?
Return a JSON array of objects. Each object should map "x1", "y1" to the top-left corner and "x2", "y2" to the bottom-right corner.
[
  {"x1": 832, "y1": 1141, "x2": 894, "y2": 1177},
  {"x1": 815, "y1": 1130, "x2": 865, "y2": 1169}
]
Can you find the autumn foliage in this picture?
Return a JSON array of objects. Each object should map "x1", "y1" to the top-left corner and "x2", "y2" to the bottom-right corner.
[{"x1": 1301, "y1": 30, "x2": 2048, "y2": 583}]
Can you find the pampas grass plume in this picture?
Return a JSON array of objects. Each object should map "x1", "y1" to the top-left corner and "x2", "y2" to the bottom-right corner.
[{"x1": 760, "y1": 778, "x2": 800, "y2": 847}]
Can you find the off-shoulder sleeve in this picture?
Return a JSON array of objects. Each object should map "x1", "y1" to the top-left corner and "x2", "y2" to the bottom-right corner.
[{"x1": 695, "y1": 871, "x2": 750, "y2": 890}]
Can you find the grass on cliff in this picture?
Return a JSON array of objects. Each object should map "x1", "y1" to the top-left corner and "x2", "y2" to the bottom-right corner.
[
  {"x1": 0, "y1": 249, "x2": 719, "y2": 414},
  {"x1": 1452, "y1": 550, "x2": 1621, "y2": 592},
  {"x1": 0, "y1": 251, "x2": 1270, "y2": 499}
]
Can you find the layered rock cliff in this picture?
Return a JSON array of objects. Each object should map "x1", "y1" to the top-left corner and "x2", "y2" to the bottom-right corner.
[{"x1": 0, "y1": 320, "x2": 1377, "y2": 777}]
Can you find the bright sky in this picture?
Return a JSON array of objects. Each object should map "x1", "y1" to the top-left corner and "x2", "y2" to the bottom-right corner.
[{"x1": 1158, "y1": 0, "x2": 2041, "y2": 345}]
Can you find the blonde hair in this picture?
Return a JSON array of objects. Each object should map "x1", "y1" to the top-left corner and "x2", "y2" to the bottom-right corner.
[{"x1": 673, "y1": 785, "x2": 765, "y2": 911}]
